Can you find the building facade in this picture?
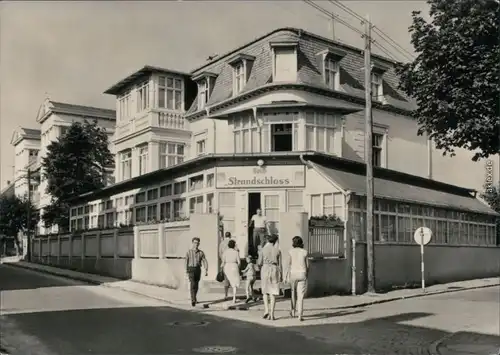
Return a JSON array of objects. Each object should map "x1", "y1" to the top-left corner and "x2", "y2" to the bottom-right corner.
[
  {"x1": 69, "y1": 27, "x2": 499, "y2": 234},
  {"x1": 9, "y1": 99, "x2": 116, "y2": 235},
  {"x1": 59, "y1": 27, "x2": 499, "y2": 293}
]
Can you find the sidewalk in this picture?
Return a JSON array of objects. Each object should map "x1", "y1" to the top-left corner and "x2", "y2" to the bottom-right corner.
[{"x1": 4, "y1": 260, "x2": 500, "y2": 314}]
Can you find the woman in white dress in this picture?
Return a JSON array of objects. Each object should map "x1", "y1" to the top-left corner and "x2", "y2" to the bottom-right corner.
[
  {"x1": 221, "y1": 239, "x2": 241, "y2": 304},
  {"x1": 286, "y1": 236, "x2": 309, "y2": 321},
  {"x1": 258, "y1": 234, "x2": 281, "y2": 321}
]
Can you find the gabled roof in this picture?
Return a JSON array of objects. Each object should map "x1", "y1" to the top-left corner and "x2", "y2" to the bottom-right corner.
[
  {"x1": 10, "y1": 127, "x2": 41, "y2": 146},
  {"x1": 36, "y1": 98, "x2": 115, "y2": 124},
  {"x1": 104, "y1": 65, "x2": 191, "y2": 96}
]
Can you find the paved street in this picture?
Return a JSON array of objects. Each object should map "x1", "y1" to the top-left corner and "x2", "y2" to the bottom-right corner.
[{"x1": 1, "y1": 264, "x2": 499, "y2": 355}]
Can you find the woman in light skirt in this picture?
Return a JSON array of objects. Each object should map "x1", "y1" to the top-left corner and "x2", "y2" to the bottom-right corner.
[
  {"x1": 258, "y1": 234, "x2": 281, "y2": 321},
  {"x1": 286, "y1": 236, "x2": 309, "y2": 321},
  {"x1": 221, "y1": 239, "x2": 241, "y2": 304}
]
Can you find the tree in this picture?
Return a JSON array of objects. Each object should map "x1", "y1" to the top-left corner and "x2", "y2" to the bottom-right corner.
[
  {"x1": 42, "y1": 120, "x2": 113, "y2": 230},
  {"x1": 396, "y1": 0, "x2": 500, "y2": 161},
  {"x1": 0, "y1": 194, "x2": 39, "y2": 251}
]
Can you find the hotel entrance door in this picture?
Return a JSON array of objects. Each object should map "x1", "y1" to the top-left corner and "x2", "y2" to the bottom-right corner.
[{"x1": 248, "y1": 192, "x2": 261, "y2": 257}]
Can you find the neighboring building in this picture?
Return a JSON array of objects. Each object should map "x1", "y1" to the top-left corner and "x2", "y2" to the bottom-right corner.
[
  {"x1": 10, "y1": 127, "x2": 41, "y2": 202},
  {"x1": 9, "y1": 99, "x2": 116, "y2": 235}
]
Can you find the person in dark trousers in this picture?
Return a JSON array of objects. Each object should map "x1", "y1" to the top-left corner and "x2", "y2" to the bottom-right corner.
[{"x1": 185, "y1": 237, "x2": 208, "y2": 307}]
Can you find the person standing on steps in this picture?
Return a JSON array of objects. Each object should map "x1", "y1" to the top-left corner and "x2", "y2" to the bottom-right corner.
[
  {"x1": 219, "y1": 231, "x2": 238, "y2": 300},
  {"x1": 250, "y1": 208, "x2": 268, "y2": 257},
  {"x1": 185, "y1": 237, "x2": 208, "y2": 307}
]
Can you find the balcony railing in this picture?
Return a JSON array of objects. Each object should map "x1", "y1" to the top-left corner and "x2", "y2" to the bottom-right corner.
[{"x1": 116, "y1": 109, "x2": 189, "y2": 139}]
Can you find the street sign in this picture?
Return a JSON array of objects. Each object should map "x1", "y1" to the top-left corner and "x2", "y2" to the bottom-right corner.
[
  {"x1": 414, "y1": 226, "x2": 432, "y2": 293},
  {"x1": 414, "y1": 227, "x2": 432, "y2": 245}
]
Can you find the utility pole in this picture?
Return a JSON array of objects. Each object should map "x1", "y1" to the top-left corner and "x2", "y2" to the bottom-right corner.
[
  {"x1": 364, "y1": 15, "x2": 375, "y2": 293},
  {"x1": 26, "y1": 168, "x2": 32, "y2": 262}
]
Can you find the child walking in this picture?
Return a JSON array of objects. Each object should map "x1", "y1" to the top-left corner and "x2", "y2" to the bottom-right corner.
[{"x1": 242, "y1": 255, "x2": 257, "y2": 303}]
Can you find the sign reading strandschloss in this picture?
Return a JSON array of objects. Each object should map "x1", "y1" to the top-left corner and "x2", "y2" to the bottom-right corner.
[{"x1": 216, "y1": 166, "x2": 306, "y2": 188}]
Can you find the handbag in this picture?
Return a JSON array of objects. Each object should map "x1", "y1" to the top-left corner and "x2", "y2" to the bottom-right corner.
[{"x1": 216, "y1": 271, "x2": 224, "y2": 283}]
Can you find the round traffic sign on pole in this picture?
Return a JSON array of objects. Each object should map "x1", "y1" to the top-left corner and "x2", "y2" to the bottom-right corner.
[{"x1": 414, "y1": 227, "x2": 432, "y2": 246}]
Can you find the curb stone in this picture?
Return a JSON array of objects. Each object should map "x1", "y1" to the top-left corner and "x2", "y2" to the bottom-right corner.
[{"x1": 4, "y1": 262, "x2": 500, "y2": 312}]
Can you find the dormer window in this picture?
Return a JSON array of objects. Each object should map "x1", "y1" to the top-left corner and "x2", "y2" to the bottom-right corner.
[
  {"x1": 270, "y1": 41, "x2": 298, "y2": 82},
  {"x1": 198, "y1": 79, "x2": 209, "y2": 109},
  {"x1": 370, "y1": 60, "x2": 391, "y2": 102},
  {"x1": 193, "y1": 71, "x2": 218, "y2": 110},
  {"x1": 234, "y1": 63, "x2": 245, "y2": 93},
  {"x1": 228, "y1": 54, "x2": 255, "y2": 96},
  {"x1": 316, "y1": 48, "x2": 346, "y2": 91},
  {"x1": 325, "y1": 58, "x2": 340, "y2": 90},
  {"x1": 371, "y1": 72, "x2": 383, "y2": 101}
]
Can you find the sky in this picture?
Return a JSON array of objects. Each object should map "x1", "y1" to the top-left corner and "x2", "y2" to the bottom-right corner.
[{"x1": 0, "y1": 0, "x2": 429, "y2": 189}]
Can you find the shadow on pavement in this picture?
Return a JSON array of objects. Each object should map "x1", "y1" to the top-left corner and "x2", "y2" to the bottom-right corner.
[
  {"x1": 285, "y1": 312, "x2": 500, "y2": 354},
  {"x1": 1, "y1": 306, "x2": 356, "y2": 354},
  {"x1": 305, "y1": 309, "x2": 365, "y2": 320},
  {"x1": 0, "y1": 264, "x2": 91, "y2": 291}
]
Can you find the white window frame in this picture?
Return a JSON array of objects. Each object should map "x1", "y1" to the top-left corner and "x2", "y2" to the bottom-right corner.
[
  {"x1": 120, "y1": 150, "x2": 132, "y2": 181},
  {"x1": 118, "y1": 93, "x2": 132, "y2": 121},
  {"x1": 233, "y1": 113, "x2": 260, "y2": 153},
  {"x1": 373, "y1": 132, "x2": 384, "y2": 168},
  {"x1": 158, "y1": 76, "x2": 183, "y2": 111},
  {"x1": 138, "y1": 145, "x2": 148, "y2": 175},
  {"x1": 196, "y1": 139, "x2": 206, "y2": 156},
  {"x1": 159, "y1": 142, "x2": 185, "y2": 169},
  {"x1": 304, "y1": 111, "x2": 337, "y2": 153},
  {"x1": 324, "y1": 58, "x2": 340, "y2": 90},
  {"x1": 198, "y1": 79, "x2": 209, "y2": 109},
  {"x1": 233, "y1": 62, "x2": 245, "y2": 94},
  {"x1": 137, "y1": 81, "x2": 150, "y2": 112},
  {"x1": 371, "y1": 72, "x2": 383, "y2": 101}
]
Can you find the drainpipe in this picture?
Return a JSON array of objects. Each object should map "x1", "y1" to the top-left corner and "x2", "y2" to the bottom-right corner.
[{"x1": 206, "y1": 107, "x2": 216, "y2": 154}]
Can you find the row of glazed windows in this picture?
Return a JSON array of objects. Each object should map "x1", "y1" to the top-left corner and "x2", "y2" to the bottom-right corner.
[{"x1": 348, "y1": 196, "x2": 497, "y2": 245}]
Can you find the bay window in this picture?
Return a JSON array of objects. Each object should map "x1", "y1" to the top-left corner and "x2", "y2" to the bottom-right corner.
[
  {"x1": 305, "y1": 112, "x2": 337, "y2": 153},
  {"x1": 137, "y1": 81, "x2": 150, "y2": 112},
  {"x1": 118, "y1": 93, "x2": 132, "y2": 121},
  {"x1": 158, "y1": 76, "x2": 183, "y2": 110},
  {"x1": 159, "y1": 142, "x2": 184, "y2": 168},
  {"x1": 120, "y1": 150, "x2": 132, "y2": 180}
]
